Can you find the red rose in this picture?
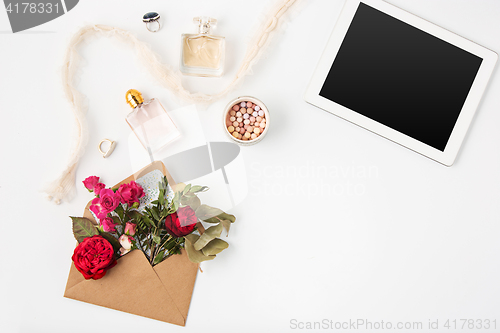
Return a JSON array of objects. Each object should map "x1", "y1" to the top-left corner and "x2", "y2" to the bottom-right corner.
[
  {"x1": 164, "y1": 206, "x2": 197, "y2": 237},
  {"x1": 82, "y1": 176, "x2": 100, "y2": 192},
  {"x1": 72, "y1": 235, "x2": 117, "y2": 280},
  {"x1": 117, "y1": 181, "x2": 145, "y2": 206},
  {"x1": 89, "y1": 188, "x2": 120, "y2": 220}
]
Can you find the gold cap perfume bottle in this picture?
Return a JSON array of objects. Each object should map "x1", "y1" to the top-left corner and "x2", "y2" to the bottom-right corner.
[
  {"x1": 180, "y1": 17, "x2": 225, "y2": 77},
  {"x1": 125, "y1": 89, "x2": 180, "y2": 155}
]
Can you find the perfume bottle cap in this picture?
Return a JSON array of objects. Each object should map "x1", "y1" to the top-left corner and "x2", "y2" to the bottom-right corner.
[
  {"x1": 193, "y1": 16, "x2": 217, "y2": 34},
  {"x1": 126, "y1": 89, "x2": 144, "y2": 108}
]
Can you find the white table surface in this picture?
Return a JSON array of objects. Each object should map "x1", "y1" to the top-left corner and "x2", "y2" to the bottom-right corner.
[{"x1": 1, "y1": 1, "x2": 499, "y2": 332}]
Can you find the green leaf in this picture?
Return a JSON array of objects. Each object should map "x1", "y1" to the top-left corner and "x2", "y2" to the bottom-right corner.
[
  {"x1": 142, "y1": 215, "x2": 154, "y2": 227},
  {"x1": 194, "y1": 223, "x2": 224, "y2": 251},
  {"x1": 71, "y1": 217, "x2": 98, "y2": 243},
  {"x1": 184, "y1": 234, "x2": 216, "y2": 263},
  {"x1": 160, "y1": 176, "x2": 169, "y2": 190},
  {"x1": 115, "y1": 205, "x2": 125, "y2": 221},
  {"x1": 128, "y1": 210, "x2": 143, "y2": 220},
  {"x1": 158, "y1": 189, "x2": 164, "y2": 205},
  {"x1": 153, "y1": 235, "x2": 161, "y2": 244},
  {"x1": 195, "y1": 204, "x2": 224, "y2": 221},
  {"x1": 201, "y1": 239, "x2": 229, "y2": 256},
  {"x1": 98, "y1": 231, "x2": 121, "y2": 253},
  {"x1": 111, "y1": 216, "x2": 121, "y2": 226},
  {"x1": 151, "y1": 207, "x2": 160, "y2": 221},
  {"x1": 153, "y1": 251, "x2": 165, "y2": 265}
]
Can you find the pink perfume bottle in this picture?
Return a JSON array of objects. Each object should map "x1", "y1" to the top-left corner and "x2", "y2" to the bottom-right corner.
[{"x1": 125, "y1": 89, "x2": 180, "y2": 154}]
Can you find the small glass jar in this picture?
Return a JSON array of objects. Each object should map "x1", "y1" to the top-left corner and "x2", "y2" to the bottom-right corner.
[{"x1": 223, "y1": 96, "x2": 270, "y2": 146}]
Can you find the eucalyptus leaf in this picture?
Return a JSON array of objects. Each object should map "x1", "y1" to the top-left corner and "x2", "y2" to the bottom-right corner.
[
  {"x1": 181, "y1": 194, "x2": 201, "y2": 211},
  {"x1": 183, "y1": 183, "x2": 192, "y2": 194},
  {"x1": 189, "y1": 185, "x2": 209, "y2": 193},
  {"x1": 220, "y1": 219, "x2": 231, "y2": 236},
  {"x1": 71, "y1": 217, "x2": 98, "y2": 243},
  {"x1": 172, "y1": 192, "x2": 180, "y2": 212},
  {"x1": 201, "y1": 239, "x2": 229, "y2": 256},
  {"x1": 195, "y1": 204, "x2": 224, "y2": 221},
  {"x1": 184, "y1": 234, "x2": 216, "y2": 263},
  {"x1": 203, "y1": 212, "x2": 236, "y2": 224},
  {"x1": 194, "y1": 223, "x2": 223, "y2": 251},
  {"x1": 173, "y1": 183, "x2": 186, "y2": 193}
]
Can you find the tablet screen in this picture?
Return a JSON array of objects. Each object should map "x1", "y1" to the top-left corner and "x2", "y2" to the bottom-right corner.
[{"x1": 319, "y1": 2, "x2": 483, "y2": 151}]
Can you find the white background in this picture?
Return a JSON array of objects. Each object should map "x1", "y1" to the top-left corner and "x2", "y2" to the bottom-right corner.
[{"x1": 1, "y1": 1, "x2": 499, "y2": 332}]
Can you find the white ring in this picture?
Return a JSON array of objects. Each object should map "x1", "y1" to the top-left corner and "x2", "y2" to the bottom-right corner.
[
  {"x1": 146, "y1": 20, "x2": 160, "y2": 33},
  {"x1": 98, "y1": 139, "x2": 116, "y2": 158}
]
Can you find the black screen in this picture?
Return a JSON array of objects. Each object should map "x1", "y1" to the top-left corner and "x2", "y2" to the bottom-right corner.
[{"x1": 319, "y1": 3, "x2": 483, "y2": 151}]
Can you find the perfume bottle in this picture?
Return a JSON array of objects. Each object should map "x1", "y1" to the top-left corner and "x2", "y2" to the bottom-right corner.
[
  {"x1": 125, "y1": 89, "x2": 180, "y2": 154},
  {"x1": 180, "y1": 17, "x2": 225, "y2": 77}
]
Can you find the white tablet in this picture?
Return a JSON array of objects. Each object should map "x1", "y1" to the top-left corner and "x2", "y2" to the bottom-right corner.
[{"x1": 305, "y1": 0, "x2": 497, "y2": 166}]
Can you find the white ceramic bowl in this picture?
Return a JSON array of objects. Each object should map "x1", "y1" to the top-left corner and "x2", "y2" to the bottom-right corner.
[{"x1": 223, "y1": 96, "x2": 270, "y2": 146}]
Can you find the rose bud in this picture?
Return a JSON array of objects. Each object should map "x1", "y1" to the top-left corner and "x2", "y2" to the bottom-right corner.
[
  {"x1": 164, "y1": 206, "x2": 197, "y2": 238},
  {"x1": 82, "y1": 176, "x2": 100, "y2": 192},
  {"x1": 119, "y1": 234, "x2": 134, "y2": 255},
  {"x1": 124, "y1": 222, "x2": 137, "y2": 236},
  {"x1": 72, "y1": 235, "x2": 117, "y2": 280}
]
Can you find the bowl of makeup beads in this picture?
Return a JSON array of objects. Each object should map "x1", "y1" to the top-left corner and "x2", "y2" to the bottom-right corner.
[{"x1": 223, "y1": 96, "x2": 269, "y2": 146}]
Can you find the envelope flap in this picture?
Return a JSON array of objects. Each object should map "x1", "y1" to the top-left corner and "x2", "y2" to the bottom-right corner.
[{"x1": 64, "y1": 250, "x2": 187, "y2": 326}]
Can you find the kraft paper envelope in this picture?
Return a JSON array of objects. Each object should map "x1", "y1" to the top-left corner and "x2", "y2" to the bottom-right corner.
[{"x1": 64, "y1": 161, "x2": 199, "y2": 326}]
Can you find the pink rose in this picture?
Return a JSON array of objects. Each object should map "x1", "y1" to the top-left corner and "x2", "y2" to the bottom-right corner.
[
  {"x1": 117, "y1": 181, "x2": 145, "y2": 206},
  {"x1": 94, "y1": 183, "x2": 106, "y2": 196},
  {"x1": 119, "y1": 234, "x2": 134, "y2": 255},
  {"x1": 89, "y1": 188, "x2": 121, "y2": 220},
  {"x1": 124, "y1": 222, "x2": 136, "y2": 236},
  {"x1": 83, "y1": 176, "x2": 100, "y2": 192},
  {"x1": 100, "y1": 217, "x2": 118, "y2": 233}
]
